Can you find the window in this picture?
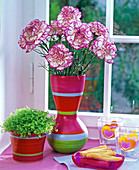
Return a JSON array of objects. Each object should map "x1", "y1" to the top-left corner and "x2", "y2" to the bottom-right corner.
[
  {"x1": 103, "y1": 0, "x2": 139, "y2": 124},
  {"x1": 45, "y1": 0, "x2": 139, "y2": 131},
  {"x1": 48, "y1": 0, "x2": 106, "y2": 113}
]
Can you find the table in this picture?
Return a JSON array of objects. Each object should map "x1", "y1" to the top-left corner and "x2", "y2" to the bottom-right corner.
[
  {"x1": 0, "y1": 139, "x2": 99, "y2": 170},
  {"x1": 1, "y1": 139, "x2": 139, "y2": 170}
]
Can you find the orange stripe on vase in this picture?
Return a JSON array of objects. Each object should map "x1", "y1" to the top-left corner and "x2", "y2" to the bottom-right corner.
[{"x1": 53, "y1": 96, "x2": 82, "y2": 111}]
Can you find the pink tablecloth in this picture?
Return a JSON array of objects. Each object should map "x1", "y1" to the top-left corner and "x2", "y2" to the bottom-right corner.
[{"x1": 0, "y1": 138, "x2": 99, "y2": 170}]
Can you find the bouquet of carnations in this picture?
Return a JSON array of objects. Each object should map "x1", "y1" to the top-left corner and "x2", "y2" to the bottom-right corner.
[{"x1": 18, "y1": 6, "x2": 117, "y2": 76}]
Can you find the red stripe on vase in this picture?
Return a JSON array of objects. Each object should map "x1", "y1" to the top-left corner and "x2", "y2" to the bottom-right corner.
[{"x1": 53, "y1": 96, "x2": 82, "y2": 111}]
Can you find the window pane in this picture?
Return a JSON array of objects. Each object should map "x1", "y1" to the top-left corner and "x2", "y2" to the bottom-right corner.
[
  {"x1": 48, "y1": 0, "x2": 106, "y2": 113},
  {"x1": 111, "y1": 43, "x2": 139, "y2": 114},
  {"x1": 114, "y1": 0, "x2": 139, "y2": 36}
]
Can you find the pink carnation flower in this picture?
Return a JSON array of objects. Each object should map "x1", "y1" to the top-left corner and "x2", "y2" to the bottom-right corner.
[
  {"x1": 45, "y1": 43, "x2": 73, "y2": 71},
  {"x1": 89, "y1": 21, "x2": 109, "y2": 36},
  {"x1": 66, "y1": 22, "x2": 93, "y2": 50},
  {"x1": 48, "y1": 20, "x2": 65, "y2": 36},
  {"x1": 57, "y1": 6, "x2": 81, "y2": 29},
  {"x1": 18, "y1": 19, "x2": 50, "y2": 53},
  {"x1": 90, "y1": 36, "x2": 117, "y2": 63}
]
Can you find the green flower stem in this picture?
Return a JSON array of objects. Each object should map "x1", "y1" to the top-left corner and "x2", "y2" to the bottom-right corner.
[
  {"x1": 38, "y1": 44, "x2": 48, "y2": 53},
  {"x1": 33, "y1": 49, "x2": 46, "y2": 57},
  {"x1": 35, "y1": 34, "x2": 99, "y2": 76},
  {"x1": 82, "y1": 60, "x2": 92, "y2": 73},
  {"x1": 42, "y1": 41, "x2": 49, "y2": 52}
]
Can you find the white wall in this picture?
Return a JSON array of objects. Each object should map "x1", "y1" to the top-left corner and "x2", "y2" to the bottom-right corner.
[
  {"x1": 0, "y1": 0, "x2": 48, "y2": 154},
  {"x1": 0, "y1": 0, "x2": 23, "y2": 153}
]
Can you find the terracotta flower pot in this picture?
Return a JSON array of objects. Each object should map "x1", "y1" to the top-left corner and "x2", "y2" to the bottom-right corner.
[
  {"x1": 10, "y1": 132, "x2": 46, "y2": 162},
  {"x1": 47, "y1": 75, "x2": 88, "y2": 154}
]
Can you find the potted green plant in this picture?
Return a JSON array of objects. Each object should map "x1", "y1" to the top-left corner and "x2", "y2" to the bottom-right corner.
[{"x1": 0, "y1": 107, "x2": 56, "y2": 162}]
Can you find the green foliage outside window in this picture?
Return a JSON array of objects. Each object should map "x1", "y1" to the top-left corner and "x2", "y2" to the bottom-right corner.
[{"x1": 112, "y1": 0, "x2": 139, "y2": 112}]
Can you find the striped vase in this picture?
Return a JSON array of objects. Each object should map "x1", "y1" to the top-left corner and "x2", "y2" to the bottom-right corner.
[
  {"x1": 10, "y1": 132, "x2": 46, "y2": 162},
  {"x1": 47, "y1": 75, "x2": 88, "y2": 153}
]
